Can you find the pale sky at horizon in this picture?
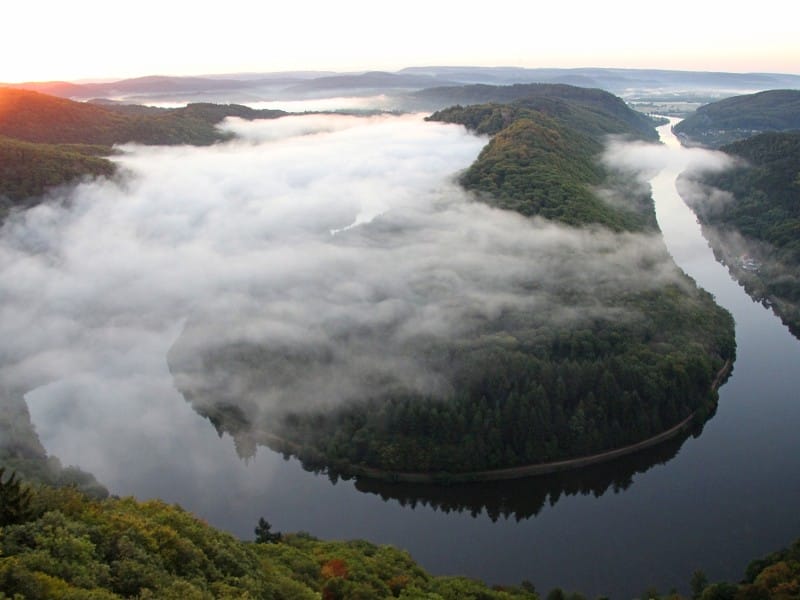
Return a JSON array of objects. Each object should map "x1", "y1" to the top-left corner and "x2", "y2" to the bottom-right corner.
[{"x1": 2, "y1": 0, "x2": 798, "y2": 83}]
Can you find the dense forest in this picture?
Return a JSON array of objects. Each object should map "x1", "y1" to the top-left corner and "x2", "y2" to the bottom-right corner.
[
  {"x1": 680, "y1": 131, "x2": 800, "y2": 337},
  {"x1": 673, "y1": 89, "x2": 800, "y2": 147},
  {"x1": 2, "y1": 476, "x2": 798, "y2": 599},
  {"x1": 170, "y1": 91, "x2": 735, "y2": 478}
]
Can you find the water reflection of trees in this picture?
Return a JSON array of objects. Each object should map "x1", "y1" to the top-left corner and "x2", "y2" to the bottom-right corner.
[
  {"x1": 185, "y1": 382, "x2": 714, "y2": 521},
  {"x1": 168, "y1": 311, "x2": 723, "y2": 521},
  {"x1": 693, "y1": 221, "x2": 800, "y2": 341},
  {"x1": 346, "y1": 422, "x2": 707, "y2": 522}
]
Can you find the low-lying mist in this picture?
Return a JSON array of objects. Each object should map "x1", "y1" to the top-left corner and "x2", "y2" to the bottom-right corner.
[{"x1": 0, "y1": 113, "x2": 721, "y2": 469}]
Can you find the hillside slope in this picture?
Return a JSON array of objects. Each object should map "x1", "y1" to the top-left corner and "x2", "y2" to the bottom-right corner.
[
  {"x1": 0, "y1": 88, "x2": 287, "y2": 146},
  {"x1": 0, "y1": 89, "x2": 288, "y2": 217},
  {"x1": 673, "y1": 89, "x2": 800, "y2": 147},
  {"x1": 414, "y1": 83, "x2": 660, "y2": 140},
  {"x1": 680, "y1": 131, "x2": 800, "y2": 336},
  {"x1": 429, "y1": 102, "x2": 656, "y2": 231},
  {"x1": 0, "y1": 135, "x2": 115, "y2": 215},
  {"x1": 2, "y1": 478, "x2": 798, "y2": 599},
  {"x1": 0, "y1": 482, "x2": 538, "y2": 599}
]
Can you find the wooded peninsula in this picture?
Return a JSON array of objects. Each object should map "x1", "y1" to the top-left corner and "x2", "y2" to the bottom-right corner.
[{"x1": 169, "y1": 85, "x2": 736, "y2": 479}]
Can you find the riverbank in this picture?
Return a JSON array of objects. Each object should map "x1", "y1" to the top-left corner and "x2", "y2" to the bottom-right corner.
[{"x1": 265, "y1": 359, "x2": 733, "y2": 485}]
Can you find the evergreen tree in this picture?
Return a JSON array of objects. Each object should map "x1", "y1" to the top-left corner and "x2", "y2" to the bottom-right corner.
[
  {"x1": 0, "y1": 468, "x2": 35, "y2": 526},
  {"x1": 254, "y1": 517, "x2": 282, "y2": 543}
]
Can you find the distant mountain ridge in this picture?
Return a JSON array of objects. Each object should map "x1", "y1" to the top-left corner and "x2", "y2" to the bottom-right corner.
[
  {"x1": 4, "y1": 67, "x2": 799, "y2": 105},
  {"x1": 283, "y1": 71, "x2": 460, "y2": 94}
]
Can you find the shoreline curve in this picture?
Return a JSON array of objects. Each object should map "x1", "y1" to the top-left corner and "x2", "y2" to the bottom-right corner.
[{"x1": 269, "y1": 359, "x2": 733, "y2": 484}]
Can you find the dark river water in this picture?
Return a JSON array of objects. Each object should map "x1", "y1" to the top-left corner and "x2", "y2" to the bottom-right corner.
[{"x1": 25, "y1": 120, "x2": 800, "y2": 599}]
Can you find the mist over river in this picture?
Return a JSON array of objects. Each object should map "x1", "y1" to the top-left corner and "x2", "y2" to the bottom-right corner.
[{"x1": 15, "y1": 117, "x2": 800, "y2": 598}]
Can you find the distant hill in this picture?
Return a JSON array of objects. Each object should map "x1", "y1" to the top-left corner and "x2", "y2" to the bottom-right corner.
[
  {"x1": 416, "y1": 84, "x2": 659, "y2": 140},
  {"x1": 7, "y1": 67, "x2": 800, "y2": 104},
  {"x1": 0, "y1": 88, "x2": 287, "y2": 146},
  {"x1": 0, "y1": 88, "x2": 131, "y2": 145},
  {"x1": 0, "y1": 89, "x2": 287, "y2": 215},
  {"x1": 2, "y1": 75, "x2": 272, "y2": 101},
  {"x1": 673, "y1": 89, "x2": 800, "y2": 147},
  {"x1": 284, "y1": 71, "x2": 458, "y2": 94},
  {"x1": 681, "y1": 131, "x2": 800, "y2": 336},
  {"x1": 401, "y1": 66, "x2": 800, "y2": 92}
]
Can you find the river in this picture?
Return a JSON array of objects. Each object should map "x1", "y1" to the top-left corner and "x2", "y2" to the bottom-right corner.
[{"x1": 24, "y1": 119, "x2": 800, "y2": 599}]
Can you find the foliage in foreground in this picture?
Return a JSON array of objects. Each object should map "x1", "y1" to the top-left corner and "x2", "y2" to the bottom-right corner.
[
  {"x1": 1, "y1": 481, "x2": 799, "y2": 599},
  {"x1": 0, "y1": 483, "x2": 538, "y2": 599}
]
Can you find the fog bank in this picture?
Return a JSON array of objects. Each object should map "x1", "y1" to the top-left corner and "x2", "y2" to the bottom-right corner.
[{"x1": 0, "y1": 113, "x2": 703, "y2": 468}]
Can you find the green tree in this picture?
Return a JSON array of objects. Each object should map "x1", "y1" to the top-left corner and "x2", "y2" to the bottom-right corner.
[
  {"x1": 254, "y1": 517, "x2": 282, "y2": 544},
  {"x1": 690, "y1": 570, "x2": 709, "y2": 599},
  {"x1": 0, "y1": 468, "x2": 35, "y2": 526}
]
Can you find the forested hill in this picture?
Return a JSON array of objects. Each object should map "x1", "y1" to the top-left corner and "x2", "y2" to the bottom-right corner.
[
  {"x1": 414, "y1": 83, "x2": 660, "y2": 141},
  {"x1": 0, "y1": 88, "x2": 286, "y2": 146},
  {"x1": 428, "y1": 102, "x2": 657, "y2": 231},
  {"x1": 681, "y1": 131, "x2": 800, "y2": 336},
  {"x1": 673, "y1": 89, "x2": 800, "y2": 148}
]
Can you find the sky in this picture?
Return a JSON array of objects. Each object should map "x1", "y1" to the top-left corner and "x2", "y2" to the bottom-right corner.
[{"x1": 2, "y1": 0, "x2": 798, "y2": 82}]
